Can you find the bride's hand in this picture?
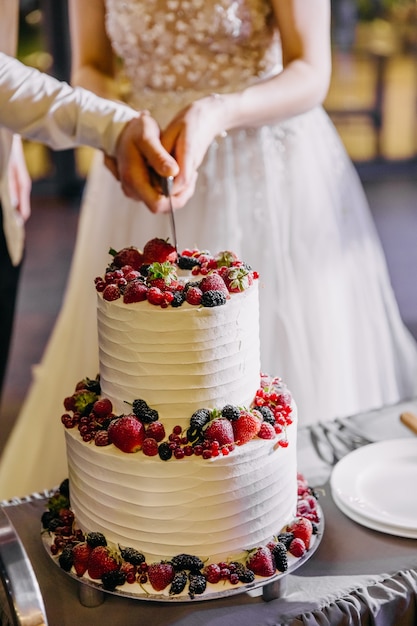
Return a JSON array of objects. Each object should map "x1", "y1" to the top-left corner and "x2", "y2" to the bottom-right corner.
[{"x1": 161, "y1": 95, "x2": 226, "y2": 195}]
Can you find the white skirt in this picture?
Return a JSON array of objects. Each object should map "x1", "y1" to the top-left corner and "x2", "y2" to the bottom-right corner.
[{"x1": 1, "y1": 105, "x2": 416, "y2": 499}]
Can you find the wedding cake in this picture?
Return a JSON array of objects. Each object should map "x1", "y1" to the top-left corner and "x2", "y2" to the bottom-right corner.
[{"x1": 45, "y1": 239, "x2": 318, "y2": 598}]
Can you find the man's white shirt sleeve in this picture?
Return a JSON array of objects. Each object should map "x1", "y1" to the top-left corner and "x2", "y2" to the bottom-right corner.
[{"x1": 0, "y1": 52, "x2": 139, "y2": 160}]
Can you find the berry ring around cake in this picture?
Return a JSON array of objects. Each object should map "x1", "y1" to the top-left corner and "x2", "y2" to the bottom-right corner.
[
  {"x1": 41, "y1": 475, "x2": 323, "y2": 601},
  {"x1": 41, "y1": 240, "x2": 323, "y2": 601}
]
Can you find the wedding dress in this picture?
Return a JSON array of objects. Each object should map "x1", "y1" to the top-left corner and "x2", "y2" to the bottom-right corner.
[{"x1": 1, "y1": 0, "x2": 416, "y2": 499}]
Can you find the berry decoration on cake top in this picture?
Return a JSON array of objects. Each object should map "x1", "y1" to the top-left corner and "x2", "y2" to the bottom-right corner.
[{"x1": 93, "y1": 239, "x2": 258, "y2": 308}]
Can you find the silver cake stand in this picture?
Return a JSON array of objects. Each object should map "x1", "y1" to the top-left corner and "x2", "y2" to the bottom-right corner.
[{"x1": 42, "y1": 504, "x2": 324, "y2": 606}]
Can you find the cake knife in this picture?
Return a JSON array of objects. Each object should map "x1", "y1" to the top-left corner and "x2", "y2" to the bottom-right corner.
[{"x1": 160, "y1": 175, "x2": 178, "y2": 256}]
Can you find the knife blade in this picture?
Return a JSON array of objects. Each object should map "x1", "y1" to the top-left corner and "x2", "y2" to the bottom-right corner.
[{"x1": 160, "y1": 175, "x2": 178, "y2": 255}]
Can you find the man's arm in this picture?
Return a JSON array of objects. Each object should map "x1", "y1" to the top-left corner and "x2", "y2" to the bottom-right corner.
[{"x1": 0, "y1": 52, "x2": 137, "y2": 156}]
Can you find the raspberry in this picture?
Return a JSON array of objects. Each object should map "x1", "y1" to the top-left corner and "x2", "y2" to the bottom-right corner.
[
  {"x1": 94, "y1": 430, "x2": 110, "y2": 446},
  {"x1": 289, "y1": 537, "x2": 306, "y2": 558},
  {"x1": 145, "y1": 421, "x2": 165, "y2": 442},
  {"x1": 123, "y1": 280, "x2": 148, "y2": 303},
  {"x1": 102, "y1": 284, "x2": 121, "y2": 301},
  {"x1": 203, "y1": 563, "x2": 221, "y2": 584},
  {"x1": 186, "y1": 286, "x2": 203, "y2": 305},
  {"x1": 147, "y1": 286, "x2": 164, "y2": 305},
  {"x1": 257, "y1": 422, "x2": 276, "y2": 439},
  {"x1": 142, "y1": 437, "x2": 159, "y2": 456}
]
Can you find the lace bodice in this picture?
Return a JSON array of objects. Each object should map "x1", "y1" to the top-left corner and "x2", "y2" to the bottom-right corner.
[{"x1": 105, "y1": 0, "x2": 281, "y2": 97}]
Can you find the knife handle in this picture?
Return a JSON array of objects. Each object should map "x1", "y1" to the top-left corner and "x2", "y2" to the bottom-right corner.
[
  {"x1": 161, "y1": 176, "x2": 174, "y2": 197},
  {"x1": 400, "y1": 411, "x2": 417, "y2": 435}
]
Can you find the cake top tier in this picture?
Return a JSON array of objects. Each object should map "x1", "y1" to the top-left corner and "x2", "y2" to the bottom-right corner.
[{"x1": 93, "y1": 238, "x2": 258, "y2": 308}]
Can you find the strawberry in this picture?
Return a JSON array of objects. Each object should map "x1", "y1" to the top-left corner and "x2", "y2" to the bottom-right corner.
[
  {"x1": 215, "y1": 250, "x2": 239, "y2": 267},
  {"x1": 87, "y1": 546, "x2": 119, "y2": 580},
  {"x1": 147, "y1": 561, "x2": 175, "y2": 591},
  {"x1": 232, "y1": 411, "x2": 261, "y2": 445},
  {"x1": 111, "y1": 246, "x2": 144, "y2": 270},
  {"x1": 204, "y1": 418, "x2": 234, "y2": 446},
  {"x1": 287, "y1": 517, "x2": 313, "y2": 549},
  {"x1": 123, "y1": 280, "x2": 148, "y2": 304},
  {"x1": 108, "y1": 415, "x2": 145, "y2": 453},
  {"x1": 199, "y1": 273, "x2": 229, "y2": 296},
  {"x1": 224, "y1": 266, "x2": 253, "y2": 293},
  {"x1": 246, "y1": 547, "x2": 276, "y2": 577},
  {"x1": 72, "y1": 542, "x2": 92, "y2": 577},
  {"x1": 142, "y1": 238, "x2": 177, "y2": 264}
]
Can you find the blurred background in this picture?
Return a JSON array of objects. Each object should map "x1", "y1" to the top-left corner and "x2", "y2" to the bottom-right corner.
[{"x1": 1, "y1": 0, "x2": 417, "y2": 451}]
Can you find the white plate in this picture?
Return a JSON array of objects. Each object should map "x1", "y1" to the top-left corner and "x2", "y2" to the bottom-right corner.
[
  {"x1": 332, "y1": 490, "x2": 417, "y2": 539},
  {"x1": 330, "y1": 438, "x2": 417, "y2": 533}
]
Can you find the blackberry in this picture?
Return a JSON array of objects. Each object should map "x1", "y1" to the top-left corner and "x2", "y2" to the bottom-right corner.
[
  {"x1": 221, "y1": 404, "x2": 240, "y2": 421},
  {"x1": 171, "y1": 291, "x2": 186, "y2": 307},
  {"x1": 188, "y1": 572, "x2": 207, "y2": 598},
  {"x1": 190, "y1": 408, "x2": 211, "y2": 430},
  {"x1": 132, "y1": 399, "x2": 159, "y2": 423},
  {"x1": 255, "y1": 406, "x2": 275, "y2": 425},
  {"x1": 277, "y1": 532, "x2": 294, "y2": 550},
  {"x1": 171, "y1": 553, "x2": 204, "y2": 572},
  {"x1": 119, "y1": 546, "x2": 146, "y2": 566},
  {"x1": 131, "y1": 398, "x2": 149, "y2": 417},
  {"x1": 41, "y1": 511, "x2": 56, "y2": 530},
  {"x1": 86, "y1": 532, "x2": 107, "y2": 548},
  {"x1": 101, "y1": 570, "x2": 127, "y2": 591},
  {"x1": 59, "y1": 478, "x2": 70, "y2": 499},
  {"x1": 311, "y1": 521, "x2": 319, "y2": 535},
  {"x1": 58, "y1": 546, "x2": 74, "y2": 572},
  {"x1": 177, "y1": 255, "x2": 201, "y2": 270},
  {"x1": 140, "y1": 407, "x2": 159, "y2": 424},
  {"x1": 186, "y1": 425, "x2": 203, "y2": 445},
  {"x1": 229, "y1": 562, "x2": 255, "y2": 584},
  {"x1": 47, "y1": 517, "x2": 64, "y2": 532},
  {"x1": 201, "y1": 290, "x2": 227, "y2": 307},
  {"x1": 271, "y1": 542, "x2": 288, "y2": 572},
  {"x1": 169, "y1": 570, "x2": 188, "y2": 595},
  {"x1": 184, "y1": 280, "x2": 201, "y2": 292},
  {"x1": 84, "y1": 376, "x2": 101, "y2": 395},
  {"x1": 139, "y1": 264, "x2": 150, "y2": 277},
  {"x1": 158, "y1": 442, "x2": 173, "y2": 461}
]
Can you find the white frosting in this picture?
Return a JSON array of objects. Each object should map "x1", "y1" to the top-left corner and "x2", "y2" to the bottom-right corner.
[
  {"x1": 64, "y1": 276, "x2": 298, "y2": 564},
  {"x1": 97, "y1": 283, "x2": 261, "y2": 425},
  {"x1": 66, "y1": 415, "x2": 297, "y2": 563}
]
